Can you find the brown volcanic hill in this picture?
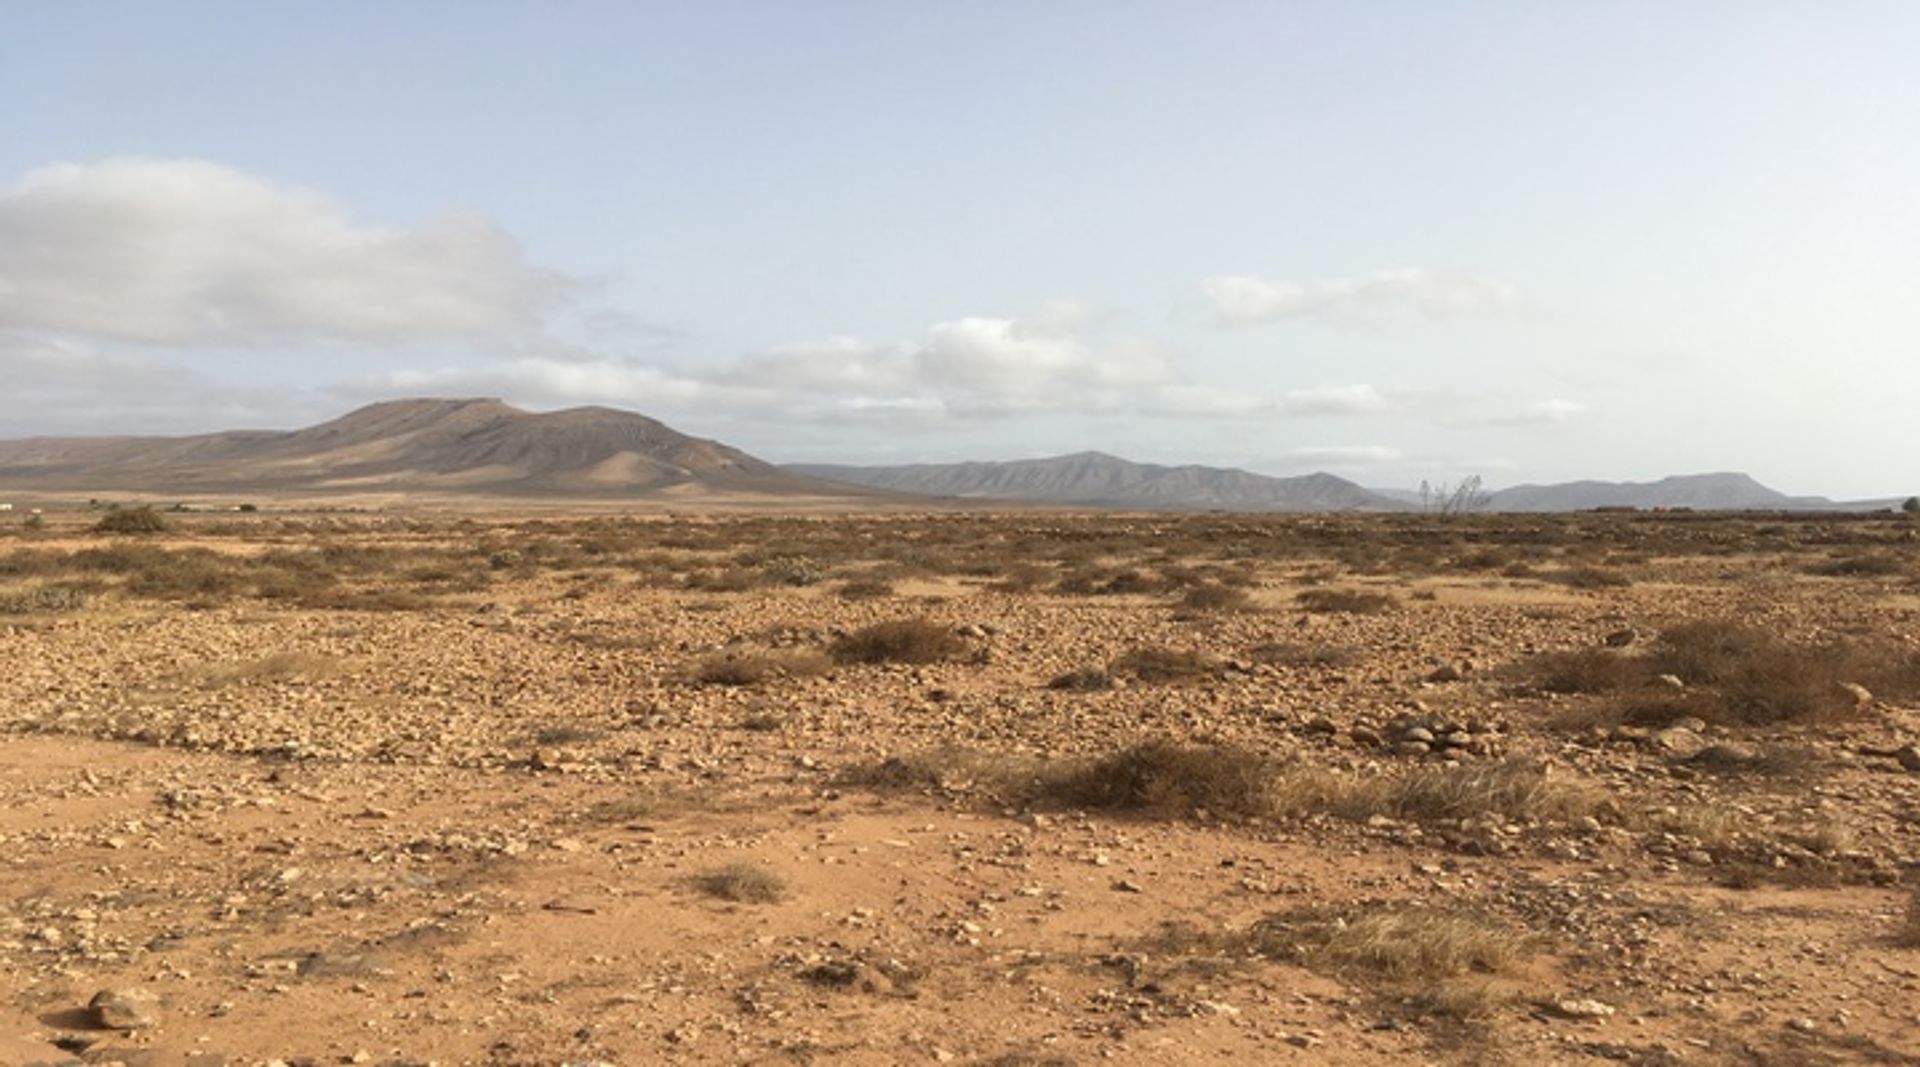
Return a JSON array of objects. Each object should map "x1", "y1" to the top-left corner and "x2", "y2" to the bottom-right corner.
[{"x1": 0, "y1": 398, "x2": 873, "y2": 499}]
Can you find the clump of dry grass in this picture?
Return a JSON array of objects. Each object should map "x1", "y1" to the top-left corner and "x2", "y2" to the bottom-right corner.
[
  {"x1": 92, "y1": 506, "x2": 169, "y2": 535},
  {"x1": 689, "y1": 648, "x2": 831, "y2": 687},
  {"x1": 831, "y1": 618, "x2": 967, "y2": 664},
  {"x1": 850, "y1": 743, "x2": 1598, "y2": 833},
  {"x1": 1038, "y1": 741, "x2": 1276, "y2": 816},
  {"x1": 695, "y1": 862, "x2": 787, "y2": 904},
  {"x1": 1332, "y1": 758, "x2": 1599, "y2": 824},
  {"x1": 1547, "y1": 565, "x2": 1632, "y2": 589},
  {"x1": 1046, "y1": 667, "x2": 1113, "y2": 691},
  {"x1": 1295, "y1": 588, "x2": 1396, "y2": 614},
  {"x1": 1523, "y1": 621, "x2": 1920, "y2": 729},
  {"x1": 1108, "y1": 645, "x2": 1219, "y2": 683},
  {"x1": 1213, "y1": 904, "x2": 1535, "y2": 1018},
  {"x1": 1518, "y1": 648, "x2": 1645, "y2": 694},
  {"x1": 0, "y1": 583, "x2": 91, "y2": 614}
]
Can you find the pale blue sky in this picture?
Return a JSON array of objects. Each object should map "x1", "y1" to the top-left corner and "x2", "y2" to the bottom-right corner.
[{"x1": 3, "y1": 1, "x2": 1917, "y2": 496}]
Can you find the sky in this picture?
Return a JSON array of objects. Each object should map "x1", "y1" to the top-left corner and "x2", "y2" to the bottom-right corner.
[{"x1": 2, "y1": 1, "x2": 1917, "y2": 497}]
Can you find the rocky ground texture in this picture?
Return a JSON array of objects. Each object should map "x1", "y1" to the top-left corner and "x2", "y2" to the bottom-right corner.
[{"x1": 2, "y1": 509, "x2": 1918, "y2": 1065}]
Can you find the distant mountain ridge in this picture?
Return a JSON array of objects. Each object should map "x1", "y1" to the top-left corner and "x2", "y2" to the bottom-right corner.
[
  {"x1": 1481, "y1": 472, "x2": 1847, "y2": 512},
  {"x1": 0, "y1": 398, "x2": 869, "y2": 499},
  {"x1": 788, "y1": 452, "x2": 1401, "y2": 511}
]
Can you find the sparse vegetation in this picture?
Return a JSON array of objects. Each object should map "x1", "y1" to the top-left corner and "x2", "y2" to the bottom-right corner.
[
  {"x1": 689, "y1": 648, "x2": 831, "y2": 686},
  {"x1": 92, "y1": 506, "x2": 169, "y2": 535},
  {"x1": 1108, "y1": 645, "x2": 1219, "y2": 683},
  {"x1": 830, "y1": 618, "x2": 967, "y2": 664},
  {"x1": 694, "y1": 862, "x2": 788, "y2": 904}
]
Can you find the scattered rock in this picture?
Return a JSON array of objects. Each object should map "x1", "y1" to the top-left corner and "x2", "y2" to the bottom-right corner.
[
  {"x1": 1553, "y1": 997, "x2": 1617, "y2": 1019},
  {"x1": 88, "y1": 987, "x2": 161, "y2": 1030}
]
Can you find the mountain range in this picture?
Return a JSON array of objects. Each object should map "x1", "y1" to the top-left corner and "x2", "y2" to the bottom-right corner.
[
  {"x1": 0, "y1": 398, "x2": 863, "y2": 500},
  {"x1": 788, "y1": 453, "x2": 1398, "y2": 511},
  {"x1": 0, "y1": 398, "x2": 1899, "y2": 511}
]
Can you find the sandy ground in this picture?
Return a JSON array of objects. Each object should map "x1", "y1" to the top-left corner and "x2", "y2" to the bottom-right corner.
[{"x1": 3, "y1": 510, "x2": 1919, "y2": 1066}]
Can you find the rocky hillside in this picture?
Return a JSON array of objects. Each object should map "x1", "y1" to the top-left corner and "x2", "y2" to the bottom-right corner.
[{"x1": 0, "y1": 398, "x2": 870, "y2": 498}]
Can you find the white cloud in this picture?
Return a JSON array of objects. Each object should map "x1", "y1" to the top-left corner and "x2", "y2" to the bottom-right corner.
[
  {"x1": 0, "y1": 158, "x2": 584, "y2": 346},
  {"x1": 1487, "y1": 398, "x2": 1586, "y2": 425},
  {"x1": 1201, "y1": 268, "x2": 1520, "y2": 327},
  {"x1": 1271, "y1": 445, "x2": 1406, "y2": 466}
]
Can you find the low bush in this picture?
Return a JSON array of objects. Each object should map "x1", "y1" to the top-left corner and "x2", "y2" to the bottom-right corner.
[{"x1": 831, "y1": 618, "x2": 966, "y2": 664}]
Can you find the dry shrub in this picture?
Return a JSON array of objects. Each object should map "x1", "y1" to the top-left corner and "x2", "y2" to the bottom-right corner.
[
  {"x1": 92, "y1": 506, "x2": 168, "y2": 535},
  {"x1": 1246, "y1": 641, "x2": 1362, "y2": 669},
  {"x1": 1176, "y1": 583, "x2": 1254, "y2": 612},
  {"x1": 1046, "y1": 667, "x2": 1113, "y2": 692},
  {"x1": 1520, "y1": 648, "x2": 1645, "y2": 694},
  {"x1": 850, "y1": 743, "x2": 1599, "y2": 834},
  {"x1": 1334, "y1": 759, "x2": 1598, "y2": 824},
  {"x1": 695, "y1": 862, "x2": 787, "y2": 904},
  {"x1": 1038, "y1": 741, "x2": 1276, "y2": 817},
  {"x1": 0, "y1": 583, "x2": 90, "y2": 614},
  {"x1": 1230, "y1": 905, "x2": 1532, "y2": 1018},
  {"x1": 1108, "y1": 645, "x2": 1219, "y2": 683},
  {"x1": 1651, "y1": 621, "x2": 1880, "y2": 726},
  {"x1": 1295, "y1": 588, "x2": 1396, "y2": 614},
  {"x1": 690, "y1": 648, "x2": 831, "y2": 687},
  {"x1": 1548, "y1": 566, "x2": 1632, "y2": 589},
  {"x1": 831, "y1": 618, "x2": 966, "y2": 664}
]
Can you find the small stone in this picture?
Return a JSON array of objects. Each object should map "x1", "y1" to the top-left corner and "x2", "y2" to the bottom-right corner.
[
  {"x1": 1839, "y1": 682, "x2": 1872, "y2": 707},
  {"x1": 1401, "y1": 726, "x2": 1436, "y2": 744},
  {"x1": 1393, "y1": 741, "x2": 1431, "y2": 757},
  {"x1": 1788, "y1": 1017, "x2": 1817, "y2": 1033},
  {"x1": 1603, "y1": 629, "x2": 1636, "y2": 648},
  {"x1": 1553, "y1": 997, "x2": 1617, "y2": 1019},
  {"x1": 1652, "y1": 727, "x2": 1705, "y2": 758},
  {"x1": 1656, "y1": 674, "x2": 1686, "y2": 690},
  {"x1": 1425, "y1": 664, "x2": 1462, "y2": 683},
  {"x1": 1112, "y1": 878, "x2": 1144, "y2": 893},
  {"x1": 1893, "y1": 744, "x2": 1920, "y2": 773},
  {"x1": 89, "y1": 987, "x2": 162, "y2": 1030}
]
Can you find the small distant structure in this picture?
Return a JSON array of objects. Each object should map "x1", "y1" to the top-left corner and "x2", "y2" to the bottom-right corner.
[{"x1": 0, "y1": 503, "x2": 12, "y2": 512}]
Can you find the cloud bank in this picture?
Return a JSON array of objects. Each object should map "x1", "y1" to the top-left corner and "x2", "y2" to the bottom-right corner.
[
  {"x1": 1201, "y1": 268, "x2": 1520, "y2": 327},
  {"x1": 0, "y1": 158, "x2": 583, "y2": 346}
]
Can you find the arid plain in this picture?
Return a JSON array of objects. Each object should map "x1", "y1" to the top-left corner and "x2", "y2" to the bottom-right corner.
[{"x1": 3, "y1": 507, "x2": 1919, "y2": 1066}]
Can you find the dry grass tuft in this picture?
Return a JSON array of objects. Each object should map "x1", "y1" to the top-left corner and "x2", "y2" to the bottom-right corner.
[
  {"x1": 1518, "y1": 648, "x2": 1646, "y2": 694},
  {"x1": 92, "y1": 506, "x2": 169, "y2": 535},
  {"x1": 1037, "y1": 741, "x2": 1277, "y2": 817},
  {"x1": 1334, "y1": 758, "x2": 1599, "y2": 824},
  {"x1": 695, "y1": 862, "x2": 787, "y2": 904},
  {"x1": 1046, "y1": 667, "x2": 1113, "y2": 692},
  {"x1": 1295, "y1": 588, "x2": 1397, "y2": 614},
  {"x1": 1108, "y1": 645, "x2": 1220, "y2": 683},
  {"x1": 689, "y1": 648, "x2": 831, "y2": 687},
  {"x1": 831, "y1": 618, "x2": 967, "y2": 664}
]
